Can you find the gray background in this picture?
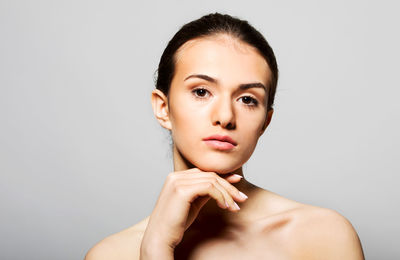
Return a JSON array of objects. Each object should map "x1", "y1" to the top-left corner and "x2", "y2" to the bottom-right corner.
[{"x1": 1, "y1": 0, "x2": 399, "y2": 259}]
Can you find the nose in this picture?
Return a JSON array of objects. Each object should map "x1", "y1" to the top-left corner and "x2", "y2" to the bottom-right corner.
[{"x1": 211, "y1": 95, "x2": 236, "y2": 130}]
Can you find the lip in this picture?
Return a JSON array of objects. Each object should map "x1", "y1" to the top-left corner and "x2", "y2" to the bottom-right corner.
[{"x1": 202, "y1": 135, "x2": 237, "y2": 151}]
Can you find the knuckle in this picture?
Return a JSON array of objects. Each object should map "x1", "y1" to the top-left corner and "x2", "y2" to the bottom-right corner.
[
  {"x1": 230, "y1": 186, "x2": 239, "y2": 194},
  {"x1": 202, "y1": 182, "x2": 213, "y2": 189},
  {"x1": 166, "y1": 172, "x2": 174, "y2": 180},
  {"x1": 210, "y1": 178, "x2": 218, "y2": 186},
  {"x1": 205, "y1": 171, "x2": 217, "y2": 177},
  {"x1": 174, "y1": 185, "x2": 187, "y2": 197},
  {"x1": 220, "y1": 178, "x2": 237, "y2": 192},
  {"x1": 166, "y1": 172, "x2": 177, "y2": 183},
  {"x1": 219, "y1": 177, "x2": 230, "y2": 186}
]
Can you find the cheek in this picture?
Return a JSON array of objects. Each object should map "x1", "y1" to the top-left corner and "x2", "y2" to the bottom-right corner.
[
  {"x1": 169, "y1": 93, "x2": 212, "y2": 129},
  {"x1": 237, "y1": 113, "x2": 265, "y2": 147},
  {"x1": 169, "y1": 99, "x2": 205, "y2": 145},
  {"x1": 238, "y1": 109, "x2": 266, "y2": 132}
]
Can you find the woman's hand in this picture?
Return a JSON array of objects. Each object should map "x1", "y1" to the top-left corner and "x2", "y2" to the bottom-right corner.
[{"x1": 139, "y1": 168, "x2": 248, "y2": 259}]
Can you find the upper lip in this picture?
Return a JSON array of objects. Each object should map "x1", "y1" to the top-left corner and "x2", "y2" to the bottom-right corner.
[{"x1": 202, "y1": 135, "x2": 237, "y2": 146}]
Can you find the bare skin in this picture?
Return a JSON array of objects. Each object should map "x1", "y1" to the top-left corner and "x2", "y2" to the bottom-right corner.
[
  {"x1": 85, "y1": 180, "x2": 364, "y2": 259},
  {"x1": 85, "y1": 35, "x2": 364, "y2": 259}
]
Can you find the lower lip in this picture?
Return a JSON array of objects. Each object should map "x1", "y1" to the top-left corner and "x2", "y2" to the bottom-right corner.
[{"x1": 204, "y1": 140, "x2": 235, "y2": 150}]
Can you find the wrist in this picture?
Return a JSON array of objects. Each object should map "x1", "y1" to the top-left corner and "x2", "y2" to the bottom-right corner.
[{"x1": 140, "y1": 236, "x2": 174, "y2": 260}]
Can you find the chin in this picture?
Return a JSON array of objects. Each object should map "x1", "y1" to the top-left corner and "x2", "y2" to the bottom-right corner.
[
  {"x1": 191, "y1": 158, "x2": 244, "y2": 174},
  {"x1": 197, "y1": 165, "x2": 240, "y2": 174}
]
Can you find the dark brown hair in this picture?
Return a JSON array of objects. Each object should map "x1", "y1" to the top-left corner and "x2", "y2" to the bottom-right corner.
[{"x1": 155, "y1": 12, "x2": 278, "y2": 111}]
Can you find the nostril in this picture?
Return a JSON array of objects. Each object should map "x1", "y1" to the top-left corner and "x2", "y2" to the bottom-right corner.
[
  {"x1": 226, "y1": 122, "x2": 235, "y2": 130},
  {"x1": 214, "y1": 120, "x2": 235, "y2": 129}
]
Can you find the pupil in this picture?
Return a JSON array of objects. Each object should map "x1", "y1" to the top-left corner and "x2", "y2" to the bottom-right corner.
[
  {"x1": 243, "y1": 97, "x2": 251, "y2": 103},
  {"x1": 197, "y1": 89, "x2": 206, "y2": 96}
]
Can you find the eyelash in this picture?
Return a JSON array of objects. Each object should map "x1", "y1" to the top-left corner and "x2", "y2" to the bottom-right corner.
[
  {"x1": 191, "y1": 87, "x2": 259, "y2": 108},
  {"x1": 238, "y1": 96, "x2": 259, "y2": 107},
  {"x1": 192, "y1": 88, "x2": 210, "y2": 99}
]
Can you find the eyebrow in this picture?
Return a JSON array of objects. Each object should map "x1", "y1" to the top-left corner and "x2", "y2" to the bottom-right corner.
[{"x1": 184, "y1": 74, "x2": 267, "y2": 91}]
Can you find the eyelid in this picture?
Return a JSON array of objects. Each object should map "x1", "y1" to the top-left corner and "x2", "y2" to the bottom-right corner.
[
  {"x1": 190, "y1": 86, "x2": 261, "y2": 106},
  {"x1": 239, "y1": 87, "x2": 265, "y2": 99},
  {"x1": 191, "y1": 86, "x2": 210, "y2": 92},
  {"x1": 248, "y1": 92, "x2": 268, "y2": 106},
  {"x1": 238, "y1": 93, "x2": 258, "y2": 100},
  {"x1": 191, "y1": 86, "x2": 212, "y2": 98},
  {"x1": 237, "y1": 95, "x2": 259, "y2": 106}
]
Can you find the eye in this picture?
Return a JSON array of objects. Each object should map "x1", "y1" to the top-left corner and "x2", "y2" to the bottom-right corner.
[
  {"x1": 192, "y1": 88, "x2": 210, "y2": 98},
  {"x1": 238, "y1": 96, "x2": 258, "y2": 106}
]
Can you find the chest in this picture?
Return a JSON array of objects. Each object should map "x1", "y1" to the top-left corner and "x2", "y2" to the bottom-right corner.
[{"x1": 174, "y1": 226, "x2": 292, "y2": 260}]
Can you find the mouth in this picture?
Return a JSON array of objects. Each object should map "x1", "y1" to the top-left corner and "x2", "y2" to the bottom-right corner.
[{"x1": 202, "y1": 135, "x2": 237, "y2": 150}]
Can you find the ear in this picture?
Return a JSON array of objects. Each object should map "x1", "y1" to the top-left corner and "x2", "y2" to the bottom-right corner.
[
  {"x1": 259, "y1": 108, "x2": 274, "y2": 137},
  {"x1": 151, "y1": 89, "x2": 172, "y2": 130}
]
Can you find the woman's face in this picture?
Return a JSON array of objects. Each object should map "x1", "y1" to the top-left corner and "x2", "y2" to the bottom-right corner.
[{"x1": 153, "y1": 34, "x2": 273, "y2": 174}]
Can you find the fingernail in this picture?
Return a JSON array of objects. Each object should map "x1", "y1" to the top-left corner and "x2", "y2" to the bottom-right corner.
[
  {"x1": 225, "y1": 202, "x2": 229, "y2": 208},
  {"x1": 233, "y1": 174, "x2": 243, "y2": 179},
  {"x1": 233, "y1": 202, "x2": 240, "y2": 210},
  {"x1": 239, "y1": 191, "x2": 248, "y2": 200}
]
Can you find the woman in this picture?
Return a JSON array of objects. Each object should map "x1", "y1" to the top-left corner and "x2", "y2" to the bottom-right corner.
[{"x1": 86, "y1": 13, "x2": 364, "y2": 259}]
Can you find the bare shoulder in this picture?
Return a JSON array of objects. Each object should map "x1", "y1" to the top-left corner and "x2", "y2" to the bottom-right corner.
[
  {"x1": 84, "y1": 217, "x2": 149, "y2": 260},
  {"x1": 287, "y1": 205, "x2": 364, "y2": 259}
]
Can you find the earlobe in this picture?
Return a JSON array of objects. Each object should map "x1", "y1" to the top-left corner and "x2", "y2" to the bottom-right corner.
[
  {"x1": 260, "y1": 109, "x2": 274, "y2": 136},
  {"x1": 151, "y1": 89, "x2": 172, "y2": 130}
]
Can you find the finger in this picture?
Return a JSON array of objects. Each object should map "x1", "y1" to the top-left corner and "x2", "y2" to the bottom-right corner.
[
  {"x1": 177, "y1": 182, "x2": 228, "y2": 210},
  {"x1": 177, "y1": 171, "x2": 238, "y2": 180},
  {"x1": 177, "y1": 178, "x2": 241, "y2": 211},
  {"x1": 175, "y1": 170, "x2": 242, "y2": 185},
  {"x1": 210, "y1": 178, "x2": 241, "y2": 211},
  {"x1": 174, "y1": 168, "x2": 202, "y2": 175},
  {"x1": 191, "y1": 196, "x2": 210, "y2": 212},
  {"x1": 216, "y1": 177, "x2": 248, "y2": 202},
  {"x1": 223, "y1": 174, "x2": 243, "y2": 183},
  {"x1": 165, "y1": 168, "x2": 202, "y2": 185},
  {"x1": 177, "y1": 172, "x2": 247, "y2": 203}
]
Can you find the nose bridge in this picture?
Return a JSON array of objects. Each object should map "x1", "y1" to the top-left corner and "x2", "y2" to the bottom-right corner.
[{"x1": 212, "y1": 92, "x2": 235, "y2": 128}]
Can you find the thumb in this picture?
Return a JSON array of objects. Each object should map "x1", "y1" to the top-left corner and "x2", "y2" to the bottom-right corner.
[
  {"x1": 185, "y1": 196, "x2": 210, "y2": 229},
  {"x1": 192, "y1": 196, "x2": 210, "y2": 210}
]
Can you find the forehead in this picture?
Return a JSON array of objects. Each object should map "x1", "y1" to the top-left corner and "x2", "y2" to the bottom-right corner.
[{"x1": 172, "y1": 35, "x2": 271, "y2": 87}]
